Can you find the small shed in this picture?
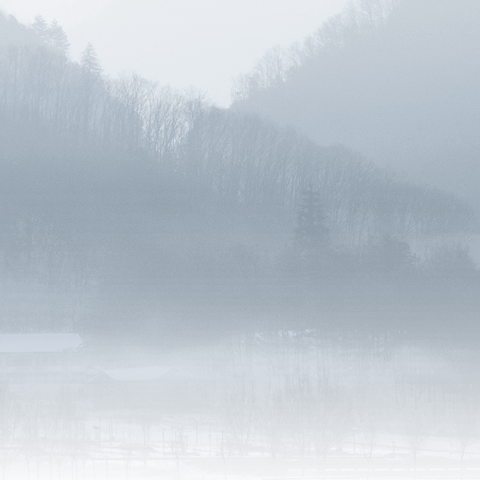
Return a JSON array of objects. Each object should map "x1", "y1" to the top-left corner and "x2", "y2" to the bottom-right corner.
[{"x1": 87, "y1": 366, "x2": 194, "y2": 411}]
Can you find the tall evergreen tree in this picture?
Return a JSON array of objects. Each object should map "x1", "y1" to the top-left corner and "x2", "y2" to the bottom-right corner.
[
  {"x1": 48, "y1": 20, "x2": 70, "y2": 54},
  {"x1": 295, "y1": 185, "x2": 329, "y2": 252},
  {"x1": 287, "y1": 185, "x2": 331, "y2": 282},
  {"x1": 81, "y1": 43, "x2": 102, "y2": 76},
  {"x1": 31, "y1": 15, "x2": 49, "y2": 42}
]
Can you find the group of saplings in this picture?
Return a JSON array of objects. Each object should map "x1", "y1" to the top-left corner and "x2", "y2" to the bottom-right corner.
[
  {"x1": 219, "y1": 371, "x2": 480, "y2": 474},
  {"x1": 220, "y1": 372, "x2": 354, "y2": 471},
  {"x1": 0, "y1": 380, "x2": 90, "y2": 480}
]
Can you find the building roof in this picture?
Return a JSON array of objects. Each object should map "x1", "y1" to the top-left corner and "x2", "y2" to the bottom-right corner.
[
  {"x1": 103, "y1": 366, "x2": 173, "y2": 381},
  {"x1": 0, "y1": 334, "x2": 83, "y2": 353}
]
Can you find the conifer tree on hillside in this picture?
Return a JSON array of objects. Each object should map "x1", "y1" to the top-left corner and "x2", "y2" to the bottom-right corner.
[
  {"x1": 32, "y1": 16, "x2": 70, "y2": 54},
  {"x1": 79, "y1": 43, "x2": 103, "y2": 135},
  {"x1": 295, "y1": 185, "x2": 329, "y2": 253},
  {"x1": 285, "y1": 185, "x2": 331, "y2": 282},
  {"x1": 81, "y1": 43, "x2": 102, "y2": 76},
  {"x1": 49, "y1": 20, "x2": 70, "y2": 54},
  {"x1": 31, "y1": 15, "x2": 49, "y2": 42}
]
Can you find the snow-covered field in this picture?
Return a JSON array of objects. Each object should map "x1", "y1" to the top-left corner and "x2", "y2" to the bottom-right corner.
[{"x1": 7, "y1": 412, "x2": 480, "y2": 480}]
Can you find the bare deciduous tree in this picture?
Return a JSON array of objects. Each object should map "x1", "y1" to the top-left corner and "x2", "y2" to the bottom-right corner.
[
  {"x1": 310, "y1": 373, "x2": 352, "y2": 476},
  {"x1": 260, "y1": 389, "x2": 284, "y2": 477},
  {"x1": 281, "y1": 370, "x2": 315, "y2": 475},
  {"x1": 453, "y1": 408, "x2": 478, "y2": 474},
  {"x1": 402, "y1": 416, "x2": 430, "y2": 478},
  {"x1": 219, "y1": 434, "x2": 232, "y2": 480},
  {"x1": 0, "y1": 379, "x2": 22, "y2": 480},
  {"x1": 21, "y1": 399, "x2": 45, "y2": 480},
  {"x1": 220, "y1": 377, "x2": 259, "y2": 461},
  {"x1": 360, "y1": 422, "x2": 380, "y2": 478},
  {"x1": 137, "y1": 413, "x2": 154, "y2": 471}
]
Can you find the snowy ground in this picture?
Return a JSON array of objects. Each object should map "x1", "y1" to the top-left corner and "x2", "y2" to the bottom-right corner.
[
  {"x1": 84, "y1": 412, "x2": 480, "y2": 460},
  {"x1": 3, "y1": 412, "x2": 480, "y2": 480},
  {"x1": 7, "y1": 460, "x2": 221, "y2": 480}
]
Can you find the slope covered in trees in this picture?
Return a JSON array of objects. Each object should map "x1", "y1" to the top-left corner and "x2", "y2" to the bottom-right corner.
[
  {"x1": 232, "y1": 0, "x2": 480, "y2": 206},
  {"x1": 0, "y1": 11, "x2": 477, "y2": 337},
  {"x1": 0, "y1": 10, "x2": 42, "y2": 45}
]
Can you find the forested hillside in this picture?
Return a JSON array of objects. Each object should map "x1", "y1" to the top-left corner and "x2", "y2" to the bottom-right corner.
[
  {"x1": 0, "y1": 10, "x2": 40, "y2": 45},
  {"x1": 232, "y1": 0, "x2": 480, "y2": 206},
  {"x1": 0, "y1": 11, "x2": 477, "y2": 337}
]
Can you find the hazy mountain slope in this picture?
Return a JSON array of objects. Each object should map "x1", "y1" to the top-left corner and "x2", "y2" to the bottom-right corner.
[
  {"x1": 0, "y1": 11, "x2": 41, "y2": 45},
  {"x1": 232, "y1": 0, "x2": 480, "y2": 205},
  {"x1": 0, "y1": 12, "x2": 477, "y2": 334}
]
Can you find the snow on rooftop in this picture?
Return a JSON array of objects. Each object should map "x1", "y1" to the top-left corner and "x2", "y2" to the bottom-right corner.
[
  {"x1": 0, "y1": 334, "x2": 83, "y2": 353},
  {"x1": 103, "y1": 366, "x2": 173, "y2": 381}
]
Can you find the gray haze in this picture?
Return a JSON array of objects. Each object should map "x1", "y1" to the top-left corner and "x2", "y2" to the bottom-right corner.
[
  {"x1": 233, "y1": 0, "x2": 480, "y2": 206},
  {"x1": 0, "y1": 1, "x2": 479, "y2": 478}
]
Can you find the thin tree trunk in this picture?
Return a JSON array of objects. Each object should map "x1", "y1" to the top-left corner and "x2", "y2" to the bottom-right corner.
[{"x1": 413, "y1": 452, "x2": 417, "y2": 480}]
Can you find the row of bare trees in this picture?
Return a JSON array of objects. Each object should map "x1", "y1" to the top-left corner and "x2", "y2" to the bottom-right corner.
[
  {"x1": 219, "y1": 370, "x2": 480, "y2": 475},
  {"x1": 231, "y1": 0, "x2": 401, "y2": 102},
  {"x1": 0, "y1": 389, "x2": 475, "y2": 477},
  {"x1": 220, "y1": 372, "x2": 353, "y2": 469},
  {"x1": 0, "y1": 32, "x2": 473, "y2": 246},
  {"x1": 0, "y1": 388, "x2": 161, "y2": 479},
  {"x1": 0, "y1": 380, "x2": 90, "y2": 480}
]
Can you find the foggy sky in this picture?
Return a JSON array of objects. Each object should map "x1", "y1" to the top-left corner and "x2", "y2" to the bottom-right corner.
[{"x1": 0, "y1": 0, "x2": 349, "y2": 106}]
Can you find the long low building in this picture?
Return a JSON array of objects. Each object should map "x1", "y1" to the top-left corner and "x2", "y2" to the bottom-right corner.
[
  {"x1": 0, "y1": 333, "x2": 91, "y2": 396},
  {"x1": 87, "y1": 365, "x2": 195, "y2": 412}
]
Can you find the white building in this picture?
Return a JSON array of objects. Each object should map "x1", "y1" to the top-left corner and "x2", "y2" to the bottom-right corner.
[{"x1": 0, "y1": 333, "x2": 89, "y2": 396}]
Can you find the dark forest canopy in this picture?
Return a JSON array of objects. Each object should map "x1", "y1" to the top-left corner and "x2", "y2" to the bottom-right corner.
[
  {"x1": 232, "y1": 0, "x2": 480, "y2": 207},
  {"x1": 0, "y1": 10, "x2": 477, "y2": 335}
]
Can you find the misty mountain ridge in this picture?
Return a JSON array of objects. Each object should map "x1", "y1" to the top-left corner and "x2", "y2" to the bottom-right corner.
[
  {"x1": 0, "y1": 9, "x2": 477, "y2": 336},
  {"x1": 232, "y1": 0, "x2": 480, "y2": 207}
]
